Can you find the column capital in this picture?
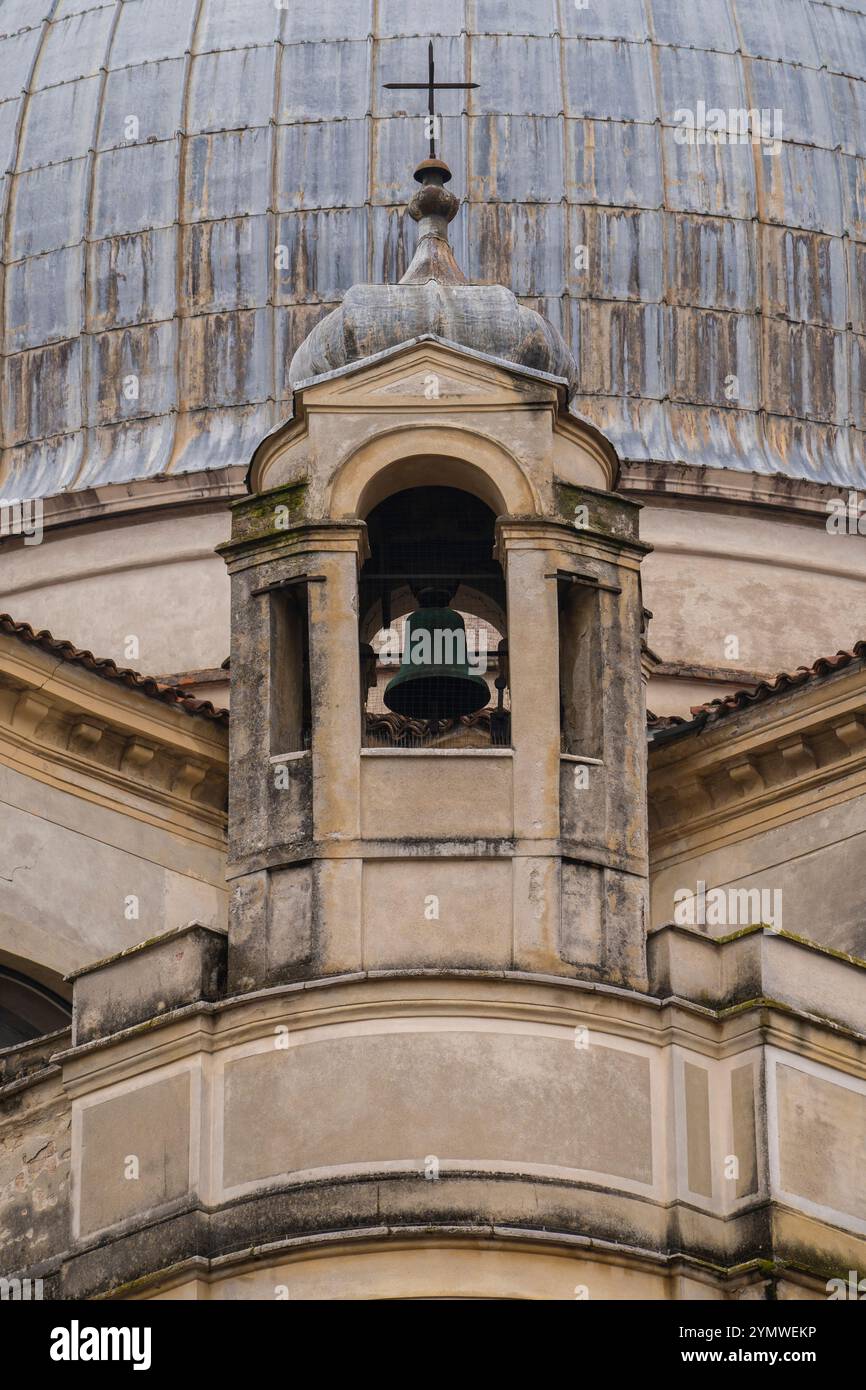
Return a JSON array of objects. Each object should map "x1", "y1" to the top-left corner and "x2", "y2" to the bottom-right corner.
[
  {"x1": 494, "y1": 514, "x2": 650, "y2": 568},
  {"x1": 220, "y1": 516, "x2": 370, "y2": 576}
]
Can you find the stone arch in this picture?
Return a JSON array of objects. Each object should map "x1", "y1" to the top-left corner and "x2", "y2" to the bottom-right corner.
[
  {"x1": 0, "y1": 944, "x2": 72, "y2": 1002},
  {"x1": 327, "y1": 424, "x2": 537, "y2": 520},
  {"x1": 0, "y1": 946, "x2": 71, "y2": 1047}
]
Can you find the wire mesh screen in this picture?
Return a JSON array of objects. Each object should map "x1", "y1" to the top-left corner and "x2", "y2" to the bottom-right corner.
[{"x1": 359, "y1": 488, "x2": 510, "y2": 749}]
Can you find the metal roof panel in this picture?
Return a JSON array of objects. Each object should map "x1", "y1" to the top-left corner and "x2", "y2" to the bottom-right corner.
[
  {"x1": 737, "y1": 0, "x2": 821, "y2": 65},
  {"x1": 181, "y1": 214, "x2": 271, "y2": 315},
  {"x1": 563, "y1": 0, "x2": 651, "y2": 43},
  {"x1": 10, "y1": 156, "x2": 88, "y2": 257},
  {"x1": 567, "y1": 118, "x2": 664, "y2": 207},
  {"x1": 97, "y1": 58, "x2": 186, "y2": 151},
  {"x1": 195, "y1": 0, "x2": 282, "y2": 51},
  {"x1": 4, "y1": 244, "x2": 83, "y2": 352},
  {"x1": 275, "y1": 209, "x2": 370, "y2": 305},
  {"x1": 284, "y1": 39, "x2": 371, "y2": 123},
  {"x1": 3, "y1": 338, "x2": 83, "y2": 445},
  {"x1": 18, "y1": 75, "x2": 101, "y2": 170},
  {"x1": 183, "y1": 127, "x2": 272, "y2": 222},
  {"x1": 0, "y1": 28, "x2": 42, "y2": 103},
  {"x1": 0, "y1": 0, "x2": 52, "y2": 39},
  {"x1": 473, "y1": 0, "x2": 557, "y2": 35},
  {"x1": 284, "y1": 0, "x2": 374, "y2": 44},
  {"x1": 34, "y1": 4, "x2": 114, "y2": 87},
  {"x1": 811, "y1": 1, "x2": 866, "y2": 79},
  {"x1": 86, "y1": 320, "x2": 177, "y2": 425},
  {"x1": 471, "y1": 35, "x2": 562, "y2": 117},
  {"x1": 469, "y1": 116, "x2": 565, "y2": 203},
  {"x1": 87, "y1": 226, "x2": 178, "y2": 330},
  {"x1": 92, "y1": 140, "x2": 180, "y2": 238},
  {"x1": 188, "y1": 46, "x2": 277, "y2": 133},
  {"x1": 648, "y1": 0, "x2": 737, "y2": 51},
  {"x1": 110, "y1": 0, "x2": 197, "y2": 68},
  {"x1": 564, "y1": 38, "x2": 657, "y2": 123},
  {"x1": 1, "y1": 0, "x2": 865, "y2": 496},
  {"x1": 277, "y1": 120, "x2": 369, "y2": 210},
  {"x1": 377, "y1": 0, "x2": 467, "y2": 38}
]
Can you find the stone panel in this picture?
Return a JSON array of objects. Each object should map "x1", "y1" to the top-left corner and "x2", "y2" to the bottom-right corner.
[
  {"x1": 777, "y1": 1063, "x2": 866, "y2": 1223},
  {"x1": 362, "y1": 859, "x2": 513, "y2": 970},
  {"x1": 76, "y1": 1072, "x2": 191, "y2": 1237},
  {"x1": 221, "y1": 1029, "x2": 653, "y2": 1192},
  {"x1": 731, "y1": 1062, "x2": 759, "y2": 1199},
  {"x1": 360, "y1": 752, "x2": 514, "y2": 841},
  {"x1": 684, "y1": 1061, "x2": 713, "y2": 1199}
]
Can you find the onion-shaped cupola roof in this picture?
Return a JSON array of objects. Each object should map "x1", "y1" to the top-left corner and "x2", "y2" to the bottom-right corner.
[{"x1": 288, "y1": 158, "x2": 578, "y2": 392}]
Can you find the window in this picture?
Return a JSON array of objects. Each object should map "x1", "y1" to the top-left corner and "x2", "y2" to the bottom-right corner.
[
  {"x1": 0, "y1": 967, "x2": 71, "y2": 1049},
  {"x1": 269, "y1": 584, "x2": 311, "y2": 755},
  {"x1": 558, "y1": 576, "x2": 603, "y2": 759}
]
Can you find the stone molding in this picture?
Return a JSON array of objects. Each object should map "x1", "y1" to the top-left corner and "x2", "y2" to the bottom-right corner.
[
  {"x1": 0, "y1": 633, "x2": 228, "y2": 839},
  {"x1": 649, "y1": 663, "x2": 866, "y2": 860}
]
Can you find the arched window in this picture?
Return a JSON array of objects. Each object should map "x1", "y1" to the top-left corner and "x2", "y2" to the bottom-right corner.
[
  {"x1": 359, "y1": 486, "x2": 509, "y2": 748},
  {"x1": 0, "y1": 966, "x2": 71, "y2": 1048}
]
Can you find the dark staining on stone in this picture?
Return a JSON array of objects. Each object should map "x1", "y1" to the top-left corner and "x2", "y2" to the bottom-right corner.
[
  {"x1": 5, "y1": 340, "x2": 81, "y2": 446},
  {"x1": 230, "y1": 482, "x2": 310, "y2": 545},
  {"x1": 554, "y1": 482, "x2": 639, "y2": 541}
]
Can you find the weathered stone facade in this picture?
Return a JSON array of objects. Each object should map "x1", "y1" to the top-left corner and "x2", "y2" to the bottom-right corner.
[
  {"x1": 2, "y1": 314, "x2": 865, "y2": 1299},
  {"x1": 1, "y1": 95, "x2": 865, "y2": 1298}
]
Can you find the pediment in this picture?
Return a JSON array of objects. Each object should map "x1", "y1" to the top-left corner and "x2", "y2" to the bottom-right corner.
[
  {"x1": 297, "y1": 338, "x2": 562, "y2": 412},
  {"x1": 247, "y1": 336, "x2": 614, "y2": 497}
]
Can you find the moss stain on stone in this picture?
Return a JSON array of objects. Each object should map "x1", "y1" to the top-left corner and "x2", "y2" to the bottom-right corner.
[{"x1": 227, "y1": 482, "x2": 310, "y2": 546}]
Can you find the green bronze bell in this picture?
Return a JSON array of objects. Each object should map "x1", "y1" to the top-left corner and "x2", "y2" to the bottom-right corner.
[{"x1": 384, "y1": 590, "x2": 490, "y2": 720}]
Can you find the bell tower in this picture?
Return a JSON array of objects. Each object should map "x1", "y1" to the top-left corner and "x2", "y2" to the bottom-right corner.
[
  {"x1": 205, "y1": 150, "x2": 674, "y2": 1300},
  {"x1": 6, "y1": 25, "x2": 863, "y2": 1312},
  {"x1": 220, "y1": 156, "x2": 651, "y2": 995}
]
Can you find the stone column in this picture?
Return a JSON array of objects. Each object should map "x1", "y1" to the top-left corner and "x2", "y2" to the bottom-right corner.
[
  {"x1": 307, "y1": 535, "x2": 366, "y2": 976},
  {"x1": 497, "y1": 521, "x2": 562, "y2": 972},
  {"x1": 221, "y1": 502, "x2": 368, "y2": 991},
  {"x1": 497, "y1": 510, "x2": 650, "y2": 991}
]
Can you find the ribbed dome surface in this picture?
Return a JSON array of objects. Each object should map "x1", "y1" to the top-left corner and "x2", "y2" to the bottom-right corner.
[{"x1": 2, "y1": 0, "x2": 866, "y2": 499}]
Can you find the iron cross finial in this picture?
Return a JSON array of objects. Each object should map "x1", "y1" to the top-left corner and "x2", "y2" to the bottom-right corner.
[{"x1": 384, "y1": 40, "x2": 478, "y2": 159}]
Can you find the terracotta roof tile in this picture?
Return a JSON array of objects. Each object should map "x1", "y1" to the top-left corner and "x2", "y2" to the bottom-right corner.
[
  {"x1": 690, "y1": 642, "x2": 866, "y2": 722},
  {"x1": 0, "y1": 615, "x2": 228, "y2": 727},
  {"x1": 648, "y1": 641, "x2": 866, "y2": 744},
  {"x1": 646, "y1": 710, "x2": 688, "y2": 732},
  {"x1": 5, "y1": 615, "x2": 860, "y2": 743}
]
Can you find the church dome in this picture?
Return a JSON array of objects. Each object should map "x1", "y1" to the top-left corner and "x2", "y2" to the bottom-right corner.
[{"x1": 1, "y1": 0, "x2": 865, "y2": 498}]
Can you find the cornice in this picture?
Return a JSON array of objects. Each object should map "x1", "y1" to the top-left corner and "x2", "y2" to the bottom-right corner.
[
  {"x1": 618, "y1": 460, "x2": 854, "y2": 522},
  {"x1": 649, "y1": 665, "x2": 866, "y2": 862},
  {"x1": 494, "y1": 514, "x2": 650, "y2": 568},
  {"x1": 55, "y1": 967, "x2": 866, "y2": 1098},
  {"x1": 0, "y1": 467, "x2": 245, "y2": 540},
  {"x1": 0, "y1": 639, "x2": 227, "y2": 841}
]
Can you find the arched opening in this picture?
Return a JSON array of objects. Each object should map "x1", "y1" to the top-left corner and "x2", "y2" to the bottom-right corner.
[
  {"x1": 359, "y1": 486, "x2": 510, "y2": 748},
  {"x1": 327, "y1": 426, "x2": 537, "y2": 521},
  {"x1": 354, "y1": 453, "x2": 511, "y2": 521},
  {"x1": 0, "y1": 965, "x2": 71, "y2": 1049}
]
